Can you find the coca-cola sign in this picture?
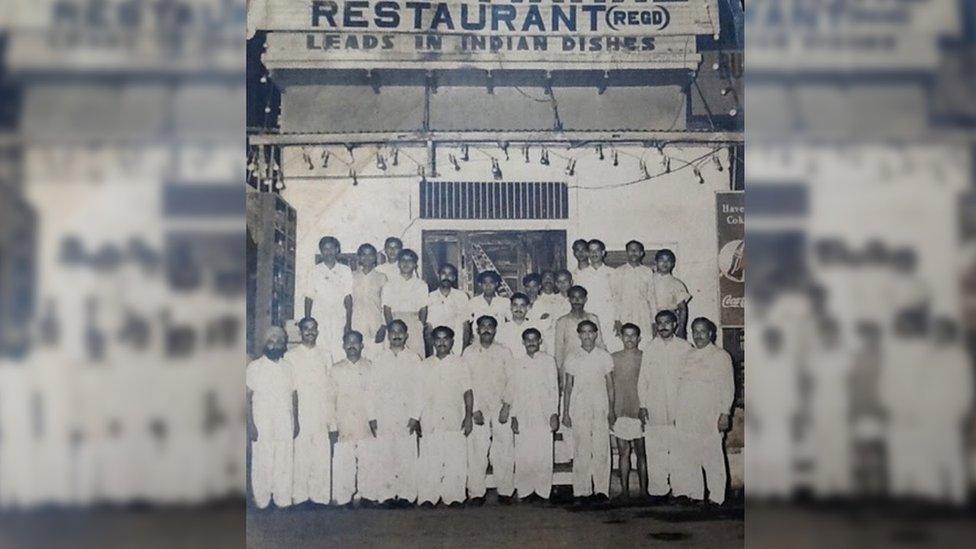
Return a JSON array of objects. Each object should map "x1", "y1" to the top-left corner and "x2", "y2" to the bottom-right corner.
[{"x1": 716, "y1": 192, "x2": 744, "y2": 326}]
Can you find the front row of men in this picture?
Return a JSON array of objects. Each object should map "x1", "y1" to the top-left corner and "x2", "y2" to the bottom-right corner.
[{"x1": 247, "y1": 310, "x2": 734, "y2": 508}]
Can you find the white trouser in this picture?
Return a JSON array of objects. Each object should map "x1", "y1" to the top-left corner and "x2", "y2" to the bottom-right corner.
[
  {"x1": 671, "y1": 431, "x2": 727, "y2": 504},
  {"x1": 466, "y1": 422, "x2": 491, "y2": 498},
  {"x1": 371, "y1": 432, "x2": 419, "y2": 501},
  {"x1": 418, "y1": 431, "x2": 467, "y2": 504},
  {"x1": 490, "y1": 420, "x2": 516, "y2": 497},
  {"x1": 293, "y1": 431, "x2": 332, "y2": 504},
  {"x1": 644, "y1": 424, "x2": 676, "y2": 496},
  {"x1": 744, "y1": 424, "x2": 793, "y2": 499},
  {"x1": 0, "y1": 436, "x2": 35, "y2": 508},
  {"x1": 514, "y1": 426, "x2": 553, "y2": 498},
  {"x1": 250, "y1": 436, "x2": 294, "y2": 508},
  {"x1": 333, "y1": 440, "x2": 364, "y2": 505},
  {"x1": 570, "y1": 406, "x2": 611, "y2": 497}
]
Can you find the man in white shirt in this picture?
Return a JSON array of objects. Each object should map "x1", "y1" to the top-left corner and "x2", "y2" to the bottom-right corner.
[
  {"x1": 352, "y1": 244, "x2": 388, "y2": 358},
  {"x1": 496, "y1": 293, "x2": 547, "y2": 355},
  {"x1": 246, "y1": 326, "x2": 298, "y2": 509},
  {"x1": 502, "y1": 328, "x2": 560, "y2": 500},
  {"x1": 417, "y1": 327, "x2": 474, "y2": 506},
  {"x1": 288, "y1": 317, "x2": 336, "y2": 505},
  {"x1": 329, "y1": 331, "x2": 379, "y2": 505},
  {"x1": 612, "y1": 240, "x2": 656, "y2": 341},
  {"x1": 553, "y1": 286, "x2": 606, "y2": 389},
  {"x1": 533, "y1": 271, "x2": 570, "y2": 351},
  {"x1": 461, "y1": 316, "x2": 515, "y2": 501},
  {"x1": 369, "y1": 320, "x2": 423, "y2": 503},
  {"x1": 638, "y1": 310, "x2": 693, "y2": 497},
  {"x1": 569, "y1": 239, "x2": 590, "y2": 277},
  {"x1": 305, "y1": 236, "x2": 353, "y2": 358},
  {"x1": 375, "y1": 236, "x2": 404, "y2": 280},
  {"x1": 576, "y1": 239, "x2": 619, "y2": 352},
  {"x1": 652, "y1": 249, "x2": 692, "y2": 339},
  {"x1": 562, "y1": 320, "x2": 614, "y2": 499},
  {"x1": 672, "y1": 318, "x2": 734, "y2": 505},
  {"x1": 381, "y1": 249, "x2": 429, "y2": 359},
  {"x1": 466, "y1": 271, "x2": 510, "y2": 346},
  {"x1": 425, "y1": 263, "x2": 470, "y2": 356}
]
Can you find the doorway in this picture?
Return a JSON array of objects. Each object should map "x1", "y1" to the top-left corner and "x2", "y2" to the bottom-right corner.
[{"x1": 421, "y1": 230, "x2": 567, "y2": 296}]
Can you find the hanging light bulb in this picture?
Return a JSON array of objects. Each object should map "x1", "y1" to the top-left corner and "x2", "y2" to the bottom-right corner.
[
  {"x1": 461, "y1": 144, "x2": 470, "y2": 162},
  {"x1": 500, "y1": 141, "x2": 510, "y2": 160},
  {"x1": 712, "y1": 154, "x2": 724, "y2": 172},
  {"x1": 540, "y1": 148, "x2": 550, "y2": 166},
  {"x1": 350, "y1": 168, "x2": 358, "y2": 186},
  {"x1": 271, "y1": 160, "x2": 280, "y2": 172},
  {"x1": 376, "y1": 152, "x2": 387, "y2": 171},
  {"x1": 596, "y1": 144, "x2": 604, "y2": 160},
  {"x1": 612, "y1": 149, "x2": 619, "y2": 166},
  {"x1": 302, "y1": 148, "x2": 314, "y2": 170},
  {"x1": 565, "y1": 158, "x2": 576, "y2": 176},
  {"x1": 639, "y1": 159, "x2": 650, "y2": 179},
  {"x1": 491, "y1": 158, "x2": 503, "y2": 180},
  {"x1": 264, "y1": 105, "x2": 271, "y2": 114},
  {"x1": 390, "y1": 147, "x2": 399, "y2": 166},
  {"x1": 321, "y1": 149, "x2": 330, "y2": 168},
  {"x1": 449, "y1": 153, "x2": 461, "y2": 171},
  {"x1": 260, "y1": 75, "x2": 268, "y2": 83},
  {"x1": 274, "y1": 176, "x2": 285, "y2": 191},
  {"x1": 523, "y1": 145, "x2": 530, "y2": 163},
  {"x1": 694, "y1": 166, "x2": 705, "y2": 184}
]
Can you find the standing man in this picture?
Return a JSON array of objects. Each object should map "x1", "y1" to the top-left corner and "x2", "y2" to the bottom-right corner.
[
  {"x1": 612, "y1": 240, "x2": 656, "y2": 342},
  {"x1": 554, "y1": 286, "x2": 606, "y2": 390},
  {"x1": 376, "y1": 237, "x2": 405, "y2": 280},
  {"x1": 672, "y1": 318, "x2": 734, "y2": 505},
  {"x1": 352, "y1": 244, "x2": 388, "y2": 357},
  {"x1": 638, "y1": 310, "x2": 692, "y2": 498},
  {"x1": 534, "y1": 271, "x2": 568, "y2": 350},
  {"x1": 330, "y1": 331, "x2": 378, "y2": 505},
  {"x1": 497, "y1": 293, "x2": 546, "y2": 354},
  {"x1": 289, "y1": 317, "x2": 336, "y2": 506},
  {"x1": 462, "y1": 315, "x2": 516, "y2": 501},
  {"x1": 466, "y1": 271, "x2": 511, "y2": 346},
  {"x1": 246, "y1": 326, "x2": 298, "y2": 509},
  {"x1": 381, "y1": 249, "x2": 429, "y2": 359},
  {"x1": 305, "y1": 236, "x2": 353, "y2": 358},
  {"x1": 417, "y1": 327, "x2": 474, "y2": 506},
  {"x1": 576, "y1": 239, "x2": 619, "y2": 351},
  {"x1": 610, "y1": 323, "x2": 648, "y2": 500},
  {"x1": 370, "y1": 320, "x2": 423, "y2": 503},
  {"x1": 425, "y1": 263, "x2": 471, "y2": 355},
  {"x1": 562, "y1": 321, "x2": 614, "y2": 500},
  {"x1": 502, "y1": 328, "x2": 560, "y2": 500},
  {"x1": 652, "y1": 249, "x2": 692, "y2": 339},
  {"x1": 570, "y1": 239, "x2": 590, "y2": 277}
]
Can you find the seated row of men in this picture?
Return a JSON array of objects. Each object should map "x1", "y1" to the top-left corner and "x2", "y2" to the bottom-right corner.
[
  {"x1": 246, "y1": 306, "x2": 734, "y2": 508},
  {"x1": 307, "y1": 236, "x2": 693, "y2": 362}
]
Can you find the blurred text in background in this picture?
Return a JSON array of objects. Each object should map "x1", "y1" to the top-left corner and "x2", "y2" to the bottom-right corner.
[
  {"x1": 0, "y1": 1, "x2": 245, "y2": 547},
  {"x1": 746, "y1": 0, "x2": 976, "y2": 547}
]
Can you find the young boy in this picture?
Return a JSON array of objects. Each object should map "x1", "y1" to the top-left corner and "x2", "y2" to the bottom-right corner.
[
  {"x1": 370, "y1": 320, "x2": 423, "y2": 503},
  {"x1": 417, "y1": 327, "x2": 474, "y2": 506},
  {"x1": 466, "y1": 271, "x2": 510, "y2": 346},
  {"x1": 288, "y1": 317, "x2": 336, "y2": 505},
  {"x1": 652, "y1": 249, "x2": 692, "y2": 339},
  {"x1": 425, "y1": 263, "x2": 471, "y2": 355},
  {"x1": 672, "y1": 318, "x2": 734, "y2": 505},
  {"x1": 381, "y1": 249, "x2": 429, "y2": 358},
  {"x1": 502, "y1": 328, "x2": 560, "y2": 500},
  {"x1": 329, "y1": 331, "x2": 378, "y2": 505},
  {"x1": 461, "y1": 316, "x2": 515, "y2": 500},
  {"x1": 306, "y1": 236, "x2": 353, "y2": 358},
  {"x1": 638, "y1": 310, "x2": 692, "y2": 497},
  {"x1": 578, "y1": 239, "x2": 619, "y2": 350},
  {"x1": 553, "y1": 286, "x2": 606, "y2": 389},
  {"x1": 610, "y1": 323, "x2": 648, "y2": 499},
  {"x1": 352, "y1": 244, "x2": 388, "y2": 357},
  {"x1": 497, "y1": 293, "x2": 546, "y2": 354},
  {"x1": 562, "y1": 321, "x2": 614, "y2": 499},
  {"x1": 612, "y1": 240, "x2": 656, "y2": 343},
  {"x1": 246, "y1": 326, "x2": 298, "y2": 509}
]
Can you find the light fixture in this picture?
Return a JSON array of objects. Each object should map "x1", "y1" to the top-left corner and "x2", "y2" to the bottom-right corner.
[
  {"x1": 500, "y1": 141, "x2": 510, "y2": 160},
  {"x1": 449, "y1": 153, "x2": 461, "y2": 171},
  {"x1": 391, "y1": 147, "x2": 399, "y2": 166},
  {"x1": 661, "y1": 154, "x2": 671, "y2": 174},
  {"x1": 346, "y1": 144, "x2": 355, "y2": 161},
  {"x1": 639, "y1": 159, "x2": 650, "y2": 179},
  {"x1": 540, "y1": 148, "x2": 550, "y2": 166},
  {"x1": 350, "y1": 168, "x2": 358, "y2": 186},
  {"x1": 612, "y1": 149, "x2": 619, "y2": 166},
  {"x1": 321, "y1": 149, "x2": 330, "y2": 168},
  {"x1": 694, "y1": 166, "x2": 705, "y2": 184},
  {"x1": 302, "y1": 148, "x2": 314, "y2": 170},
  {"x1": 523, "y1": 145, "x2": 530, "y2": 163},
  {"x1": 596, "y1": 144, "x2": 604, "y2": 160},
  {"x1": 376, "y1": 153, "x2": 387, "y2": 171},
  {"x1": 461, "y1": 144, "x2": 470, "y2": 162},
  {"x1": 712, "y1": 154, "x2": 724, "y2": 172},
  {"x1": 565, "y1": 158, "x2": 576, "y2": 176},
  {"x1": 491, "y1": 158, "x2": 503, "y2": 180}
]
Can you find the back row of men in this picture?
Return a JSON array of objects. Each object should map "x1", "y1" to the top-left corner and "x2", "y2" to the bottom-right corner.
[
  {"x1": 307, "y1": 235, "x2": 694, "y2": 364},
  {"x1": 247, "y1": 305, "x2": 734, "y2": 508}
]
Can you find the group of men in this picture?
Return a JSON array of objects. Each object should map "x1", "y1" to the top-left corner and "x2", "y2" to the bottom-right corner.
[{"x1": 246, "y1": 234, "x2": 736, "y2": 508}]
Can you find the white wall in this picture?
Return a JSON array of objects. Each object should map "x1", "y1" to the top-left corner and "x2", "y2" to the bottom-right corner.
[{"x1": 282, "y1": 143, "x2": 732, "y2": 327}]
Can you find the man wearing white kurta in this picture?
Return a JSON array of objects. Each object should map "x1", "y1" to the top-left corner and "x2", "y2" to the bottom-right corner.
[
  {"x1": 381, "y1": 249, "x2": 429, "y2": 359},
  {"x1": 503, "y1": 328, "x2": 560, "y2": 499},
  {"x1": 425, "y1": 264, "x2": 470, "y2": 355},
  {"x1": 351, "y1": 244, "x2": 388, "y2": 359},
  {"x1": 652, "y1": 249, "x2": 692, "y2": 339},
  {"x1": 534, "y1": 271, "x2": 570, "y2": 350},
  {"x1": 330, "y1": 331, "x2": 378, "y2": 504},
  {"x1": 496, "y1": 293, "x2": 548, "y2": 355},
  {"x1": 672, "y1": 318, "x2": 734, "y2": 504},
  {"x1": 466, "y1": 271, "x2": 511, "y2": 342},
  {"x1": 417, "y1": 327, "x2": 474, "y2": 505},
  {"x1": 370, "y1": 320, "x2": 423, "y2": 502},
  {"x1": 375, "y1": 236, "x2": 405, "y2": 281},
  {"x1": 554, "y1": 286, "x2": 606, "y2": 389},
  {"x1": 246, "y1": 327, "x2": 297, "y2": 509},
  {"x1": 562, "y1": 320, "x2": 614, "y2": 498},
  {"x1": 289, "y1": 317, "x2": 336, "y2": 505},
  {"x1": 612, "y1": 241, "x2": 657, "y2": 341},
  {"x1": 462, "y1": 316, "x2": 515, "y2": 499},
  {"x1": 305, "y1": 236, "x2": 353, "y2": 358},
  {"x1": 638, "y1": 310, "x2": 693, "y2": 496},
  {"x1": 575, "y1": 240, "x2": 619, "y2": 351}
]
